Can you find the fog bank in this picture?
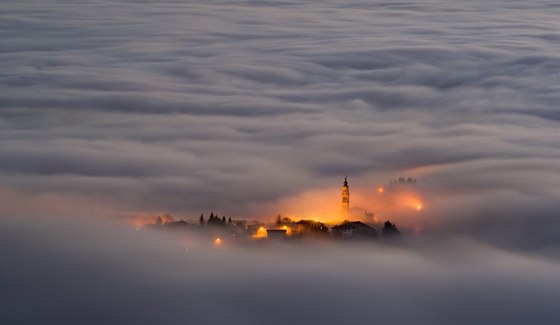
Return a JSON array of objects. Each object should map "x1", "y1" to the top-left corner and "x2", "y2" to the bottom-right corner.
[{"x1": 2, "y1": 216, "x2": 559, "y2": 324}]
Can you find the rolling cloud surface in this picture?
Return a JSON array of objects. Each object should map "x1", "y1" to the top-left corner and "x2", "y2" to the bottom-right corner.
[{"x1": 1, "y1": 0, "x2": 560, "y2": 251}]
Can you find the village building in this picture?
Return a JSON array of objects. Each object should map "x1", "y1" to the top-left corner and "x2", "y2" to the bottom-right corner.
[
  {"x1": 331, "y1": 221, "x2": 378, "y2": 239},
  {"x1": 266, "y1": 229, "x2": 287, "y2": 240}
]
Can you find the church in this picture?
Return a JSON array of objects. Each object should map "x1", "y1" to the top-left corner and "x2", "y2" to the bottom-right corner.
[
  {"x1": 334, "y1": 176, "x2": 379, "y2": 239},
  {"x1": 341, "y1": 176, "x2": 350, "y2": 216}
]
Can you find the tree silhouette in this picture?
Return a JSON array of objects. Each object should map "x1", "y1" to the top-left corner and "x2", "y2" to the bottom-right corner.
[{"x1": 382, "y1": 221, "x2": 400, "y2": 237}]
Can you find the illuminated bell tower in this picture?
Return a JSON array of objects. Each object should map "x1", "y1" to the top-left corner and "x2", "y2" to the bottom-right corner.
[{"x1": 341, "y1": 176, "x2": 350, "y2": 214}]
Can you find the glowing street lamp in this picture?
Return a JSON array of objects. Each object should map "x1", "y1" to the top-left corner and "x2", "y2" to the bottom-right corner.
[
  {"x1": 253, "y1": 227, "x2": 267, "y2": 239},
  {"x1": 214, "y1": 238, "x2": 222, "y2": 246}
]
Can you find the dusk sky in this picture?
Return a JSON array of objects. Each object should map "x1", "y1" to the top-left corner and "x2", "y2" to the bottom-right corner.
[{"x1": 1, "y1": 0, "x2": 560, "y2": 324}]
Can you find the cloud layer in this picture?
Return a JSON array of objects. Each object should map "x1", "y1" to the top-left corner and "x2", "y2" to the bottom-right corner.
[
  {"x1": 2, "y1": 216, "x2": 559, "y2": 324},
  {"x1": 1, "y1": 0, "x2": 560, "y2": 251}
]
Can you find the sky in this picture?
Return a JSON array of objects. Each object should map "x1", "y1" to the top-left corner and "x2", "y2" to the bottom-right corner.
[{"x1": 1, "y1": 0, "x2": 560, "y2": 322}]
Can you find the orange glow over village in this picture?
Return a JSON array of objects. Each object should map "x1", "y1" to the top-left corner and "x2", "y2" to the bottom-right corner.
[{"x1": 131, "y1": 177, "x2": 426, "y2": 242}]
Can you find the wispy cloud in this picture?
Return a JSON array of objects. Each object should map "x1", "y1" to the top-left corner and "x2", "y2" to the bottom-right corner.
[{"x1": 1, "y1": 0, "x2": 559, "y2": 251}]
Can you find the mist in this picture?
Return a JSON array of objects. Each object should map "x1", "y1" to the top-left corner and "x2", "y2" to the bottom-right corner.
[
  {"x1": 2, "y1": 0, "x2": 560, "y2": 322},
  {"x1": 1, "y1": 0, "x2": 559, "y2": 229},
  {"x1": 2, "y1": 216, "x2": 559, "y2": 324}
]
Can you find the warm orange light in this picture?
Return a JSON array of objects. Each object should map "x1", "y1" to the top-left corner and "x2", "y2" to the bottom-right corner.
[
  {"x1": 281, "y1": 225, "x2": 292, "y2": 236},
  {"x1": 416, "y1": 204, "x2": 423, "y2": 210},
  {"x1": 377, "y1": 187, "x2": 384, "y2": 193},
  {"x1": 253, "y1": 227, "x2": 268, "y2": 239},
  {"x1": 214, "y1": 238, "x2": 222, "y2": 246}
]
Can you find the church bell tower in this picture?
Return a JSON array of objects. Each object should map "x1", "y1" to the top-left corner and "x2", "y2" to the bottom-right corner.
[{"x1": 341, "y1": 176, "x2": 350, "y2": 214}]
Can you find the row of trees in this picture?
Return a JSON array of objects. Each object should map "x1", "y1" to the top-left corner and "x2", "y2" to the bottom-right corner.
[
  {"x1": 389, "y1": 177, "x2": 417, "y2": 185},
  {"x1": 199, "y1": 212, "x2": 232, "y2": 226}
]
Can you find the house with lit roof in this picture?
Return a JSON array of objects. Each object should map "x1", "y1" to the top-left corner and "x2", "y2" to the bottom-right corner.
[{"x1": 331, "y1": 221, "x2": 378, "y2": 239}]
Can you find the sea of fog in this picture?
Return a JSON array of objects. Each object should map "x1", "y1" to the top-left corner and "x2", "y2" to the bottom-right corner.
[
  {"x1": 2, "y1": 0, "x2": 560, "y2": 323},
  {"x1": 1, "y1": 216, "x2": 559, "y2": 324}
]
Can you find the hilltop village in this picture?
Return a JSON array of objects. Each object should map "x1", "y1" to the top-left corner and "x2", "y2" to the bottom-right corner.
[{"x1": 140, "y1": 177, "x2": 402, "y2": 243}]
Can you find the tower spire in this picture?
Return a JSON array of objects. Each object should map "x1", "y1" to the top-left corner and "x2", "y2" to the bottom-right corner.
[{"x1": 341, "y1": 176, "x2": 350, "y2": 215}]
